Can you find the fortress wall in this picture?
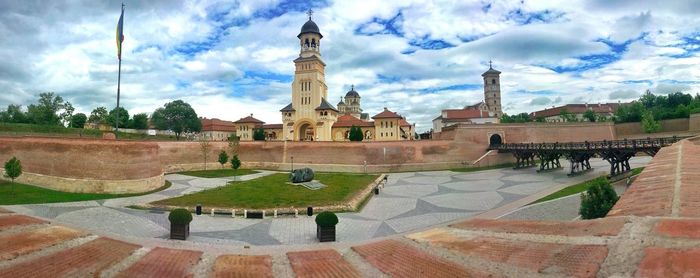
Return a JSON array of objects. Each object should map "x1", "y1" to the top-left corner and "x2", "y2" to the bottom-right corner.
[
  {"x1": 450, "y1": 122, "x2": 616, "y2": 144},
  {"x1": 157, "y1": 139, "x2": 481, "y2": 173},
  {"x1": 0, "y1": 137, "x2": 164, "y2": 193},
  {"x1": 615, "y1": 118, "x2": 689, "y2": 137}
]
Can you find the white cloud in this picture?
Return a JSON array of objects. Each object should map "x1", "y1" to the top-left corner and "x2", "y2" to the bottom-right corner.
[{"x1": 0, "y1": 0, "x2": 699, "y2": 132}]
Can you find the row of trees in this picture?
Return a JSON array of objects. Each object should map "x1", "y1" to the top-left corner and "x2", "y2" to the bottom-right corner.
[
  {"x1": 0, "y1": 93, "x2": 202, "y2": 141},
  {"x1": 614, "y1": 91, "x2": 700, "y2": 123}
]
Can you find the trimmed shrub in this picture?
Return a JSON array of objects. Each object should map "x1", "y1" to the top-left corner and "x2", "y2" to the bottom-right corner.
[
  {"x1": 218, "y1": 150, "x2": 228, "y2": 168},
  {"x1": 168, "y1": 208, "x2": 193, "y2": 225},
  {"x1": 579, "y1": 177, "x2": 619, "y2": 219},
  {"x1": 315, "y1": 211, "x2": 339, "y2": 227}
]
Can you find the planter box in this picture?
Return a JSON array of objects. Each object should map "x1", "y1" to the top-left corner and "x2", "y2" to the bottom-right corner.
[
  {"x1": 316, "y1": 225, "x2": 336, "y2": 242},
  {"x1": 170, "y1": 223, "x2": 190, "y2": 240}
]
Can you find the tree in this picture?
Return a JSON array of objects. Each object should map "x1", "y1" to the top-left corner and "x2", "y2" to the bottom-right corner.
[
  {"x1": 88, "y1": 107, "x2": 108, "y2": 124},
  {"x1": 227, "y1": 133, "x2": 240, "y2": 157},
  {"x1": 26, "y1": 92, "x2": 64, "y2": 125},
  {"x1": 253, "y1": 128, "x2": 266, "y2": 141},
  {"x1": 131, "y1": 113, "x2": 149, "y2": 130},
  {"x1": 500, "y1": 113, "x2": 531, "y2": 123},
  {"x1": 217, "y1": 150, "x2": 229, "y2": 168},
  {"x1": 151, "y1": 100, "x2": 202, "y2": 140},
  {"x1": 0, "y1": 104, "x2": 28, "y2": 123},
  {"x1": 559, "y1": 108, "x2": 577, "y2": 122},
  {"x1": 582, "y1": 109, "x2": 597, "y2": 122},
  {"x1": 70, "y1": 113, "x2": 87, "y2": 128},
  {"x1": 641, "y1": 110, "x2": 661, "y2": 133},
  {"x1": 231, "y1": 155, "x2": 241, "y2": 181},
  {"x1": 107, "y1": 107, "x2": 129, "y2": 128},
  {"x1": 4, "y1": 157, "x2": 22, "y2": 195},
  {"x1": 199, "y1": 138, "x2": 211, "y2": 170},
  {"x1": 348, "y1": 125, "x2": 363, "y2": 141},
  {"x1": 579, "y1": 177, "x2": 619, "y2": 219},
  {"x1": 59, "y1": 101, "x2": 74, "y2": 126}
]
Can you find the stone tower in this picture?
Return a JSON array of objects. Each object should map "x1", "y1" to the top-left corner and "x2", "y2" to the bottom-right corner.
[
  {"x1": 481, "y1": 62, "x2": 502, "y2": 118},
  {"x1": 280, "y1": 10, "x2": 337, "y2": 141}
]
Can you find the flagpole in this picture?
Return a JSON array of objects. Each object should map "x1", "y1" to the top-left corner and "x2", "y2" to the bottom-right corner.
[{"x1": 115, "y1": 3, "x2": 124, "y2": 139}]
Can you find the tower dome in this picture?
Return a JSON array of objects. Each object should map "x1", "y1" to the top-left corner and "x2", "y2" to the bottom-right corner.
[
  {"x1": 345, "y1": 85, "x2": 360, "y2": 98},
  {"x1": 298, "y1": 19, "x2": 322, "y2": 38}
]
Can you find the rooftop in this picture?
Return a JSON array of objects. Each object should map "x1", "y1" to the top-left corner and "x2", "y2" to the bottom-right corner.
[{"x1": 233, "y1": 114, "x2": 264, "y2": 124}]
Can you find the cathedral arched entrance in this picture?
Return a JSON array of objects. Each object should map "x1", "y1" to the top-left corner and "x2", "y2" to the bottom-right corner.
[
  {"x1": 297, "y1": 122, "x2": 315, "y2": 141},
  {"x1": 489, "y1": 133, "x2": 503, "y2": 146}
]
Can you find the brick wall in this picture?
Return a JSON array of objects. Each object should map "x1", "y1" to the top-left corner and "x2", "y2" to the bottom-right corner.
[{"x1": 615, "y1": 118, "x2": 690, "y2": 137}]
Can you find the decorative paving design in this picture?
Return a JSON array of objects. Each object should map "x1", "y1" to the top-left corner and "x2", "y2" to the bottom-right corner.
[{"x1": 2, "y1": 158, "x2": 651, "y2": 247}]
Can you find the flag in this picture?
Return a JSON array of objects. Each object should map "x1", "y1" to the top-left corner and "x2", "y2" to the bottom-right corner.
[{"x1": 116, "y1": 5, "x2": 124, "y2": 60}]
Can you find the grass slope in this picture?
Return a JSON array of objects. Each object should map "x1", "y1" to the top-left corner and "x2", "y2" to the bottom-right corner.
[
  {"x1": 531, "y1": 167, "x2": 645, "y2": 205},
  {"x1": 0, "y1": 180, "x2": 171, "y2": 205},
  {"x1": 177, "y1": 169, "x2": 258, "y2": 178},
  {"x1": 450, "y1": 163, "x2": 515, "y2": 173},
  {"x1": 153, "y1": 173, "x2": 379, "y2": 209}
]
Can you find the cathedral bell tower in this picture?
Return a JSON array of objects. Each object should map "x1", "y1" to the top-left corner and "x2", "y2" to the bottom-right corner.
[
  {"x1": 482, "y1": 61, "x2": 502, "y2": 118},
  {"x1": 280, "y1": 9, "x2": 336, "y2": 141}
]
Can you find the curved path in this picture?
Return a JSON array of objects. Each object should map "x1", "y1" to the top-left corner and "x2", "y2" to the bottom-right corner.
[{"x1": 3, "y1": 157, "x2": 650, "y2": 248}]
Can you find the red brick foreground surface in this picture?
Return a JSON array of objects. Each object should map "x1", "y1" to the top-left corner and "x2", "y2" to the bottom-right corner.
[{"x1": 0, "y1": 138, "x2": 699, "y2": 277}]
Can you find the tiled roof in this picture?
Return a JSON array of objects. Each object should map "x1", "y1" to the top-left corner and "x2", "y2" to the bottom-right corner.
[
  {"x1": 442, "y1": 108, "x2": 492, "y2": 119},
  {"x1": 262, "y1": 124, "x2": 283, "y2": 129},
  {"x1": 529, "y1": 103, "x2": 624, "y2": 118},
  {"x1": 200, "y1": 118, "x2": 236, "y2": 132},
  {"x1": 315, "y1": 98, "x2": 338, "y2": 112},
  {"x1": 234, "y1": 115, "x2": 264, "y2": 124},
  {"x1": 372, "y1": 108, "x2": 402, "y2": 119},
  {"x1": 333, "y1": 114, "x2": 374, "y2": 127},
  {"x1": 399, "y1": 118, "x2": 412, "y2": 127},
  {"x1": 280, "y1": 103, "x2": 295, "y2": 112}
]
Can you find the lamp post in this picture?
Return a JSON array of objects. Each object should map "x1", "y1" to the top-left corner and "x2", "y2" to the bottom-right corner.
[{"x1": 291, "y1": 156, "x2": 294, "y2": 172}]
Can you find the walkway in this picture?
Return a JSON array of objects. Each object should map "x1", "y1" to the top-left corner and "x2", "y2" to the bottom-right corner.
[
  {"x1": 3, "y1": 143, "x2": 700, "y2": 277},
  {"x1": 3, "y1": 158, "x2": 649, "y2": 247}
]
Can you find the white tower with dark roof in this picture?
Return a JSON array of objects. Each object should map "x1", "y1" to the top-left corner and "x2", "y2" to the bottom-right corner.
[{"x1": 482, "y1": 61, "x2": 502, "y2": 118}]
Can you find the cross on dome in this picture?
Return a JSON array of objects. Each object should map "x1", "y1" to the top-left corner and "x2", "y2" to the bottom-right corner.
[{"x1": 307, "y1": 9, "x2": 313, "y2": 20}]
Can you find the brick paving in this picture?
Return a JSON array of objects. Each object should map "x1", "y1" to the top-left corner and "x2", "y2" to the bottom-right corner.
[
  {"x1": 635, "y1": 247, "x2": 700, "y2": 277},
  {"x1": 0, "y1": 237, "x2": 139, "y2": 277},
  {"x1": 0, "y1": 139, "x2": 698, "y2": 276},
  {"x1": 287, "y1": 249, "x2": 361, "y2": 278},
  {"x1": 0, "y1": 225, "x2": 84, "y2": 260},
  {"x1": 352, "y1": 240, "x2": 484, "y2": 277},
  {"x1": 116, "y1": 247, "x2": 202, "y2": 278},
  {"x1": 451, "y1": 217, "x2": 626, "y2": 237},
  {"x1": 211, "y1": 255, "x2": 273, "y2": 278},
  {"x1": 0, "y1": 214, "x2": 46, "y2": 230}
]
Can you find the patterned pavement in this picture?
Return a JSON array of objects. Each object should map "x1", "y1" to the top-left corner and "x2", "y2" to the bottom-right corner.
[{"x1": 3, "y1": 157, "x2": 650, "y2": 247}]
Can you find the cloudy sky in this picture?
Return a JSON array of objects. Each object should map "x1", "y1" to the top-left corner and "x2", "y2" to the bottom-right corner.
[{"x1": 1, "y1": 0, "x2": 699, "y2": 131}]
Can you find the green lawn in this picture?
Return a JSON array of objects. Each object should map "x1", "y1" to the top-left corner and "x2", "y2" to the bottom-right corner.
[
  {"x1": 450, "y1": 162, "x2": 516, "y2": 173},
  {"x1": 530, "y1": 167, "x2": 645, "y2": 205},
  {"x1": 177, "y1": 169, "x2": 259, "y2": 178},
  {"x1": 153, "y1": 173, "x2": 379, "y2": 209},
  {"x1": 0, "y1": 181, "x2": 171, "y2": 205}
]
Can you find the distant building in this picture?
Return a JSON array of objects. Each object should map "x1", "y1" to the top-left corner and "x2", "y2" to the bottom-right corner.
[
  {"x1": 233, "y1": 114, "x2": 264, "y2": 141},
  {"x1": 200, "y1": 118, "x2": 236, "y2": 141},
  {"x1": 432, "y1": 64, "x2": 502, "y2": 133},
  {"x1": 529, "y1": 103, "x2": 623, "y2": 122}
]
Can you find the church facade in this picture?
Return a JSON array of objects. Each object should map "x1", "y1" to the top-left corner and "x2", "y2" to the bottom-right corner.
[
  {"x1": 432, "y1": 64, "x2": 503, "y2": 133},
  {"x1": 277, "y1": 12, "x2": 414, "y2": 142}
]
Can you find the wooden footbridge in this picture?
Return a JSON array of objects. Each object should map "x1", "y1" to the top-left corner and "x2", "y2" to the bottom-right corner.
[{"x1": 489, "y1": 136, "x2": 688, "y2": 177}]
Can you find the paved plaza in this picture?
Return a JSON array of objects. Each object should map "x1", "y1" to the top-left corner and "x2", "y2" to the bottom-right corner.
[{"x1": 3, "y1": 157, "x2": 650, "y2": 247}]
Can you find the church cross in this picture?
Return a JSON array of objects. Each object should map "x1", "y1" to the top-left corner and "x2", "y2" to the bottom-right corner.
[
  {"x1": 307, "y1": 9, "x2": 313, "y2": 20},
  {"x1": 489, "y1": 60, "x2": 493, "y2": 68}
]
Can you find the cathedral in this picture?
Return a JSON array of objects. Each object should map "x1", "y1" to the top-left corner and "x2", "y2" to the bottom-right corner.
[{"x1": 277, "y1": 11, "x2": 415, "y2": 142}]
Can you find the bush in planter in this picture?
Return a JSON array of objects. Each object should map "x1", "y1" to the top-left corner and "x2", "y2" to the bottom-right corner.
[
  {"x1": 315, "y1": 211, "x2": 338, "y2": 242},
  {"x1": 579, "y1": 177, "x2": 619, "y2": 219},
  {"x1": 168, "y1": 208, "x2": 193, "y2": 240}
]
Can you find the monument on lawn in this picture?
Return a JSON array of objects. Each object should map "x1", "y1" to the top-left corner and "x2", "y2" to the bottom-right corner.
[{"x1": 289, "y1": 168, "x2": 314, "y2": 183}]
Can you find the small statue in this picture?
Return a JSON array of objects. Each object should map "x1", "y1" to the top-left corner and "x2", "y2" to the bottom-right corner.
[{"x1": 289, "y1": 168, "x2": 314, "y2": 183}]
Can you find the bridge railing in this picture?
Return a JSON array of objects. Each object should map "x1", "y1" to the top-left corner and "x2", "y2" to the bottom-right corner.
[{"x1": 490, "y1": 136, "x2": 688, "y2": 152}]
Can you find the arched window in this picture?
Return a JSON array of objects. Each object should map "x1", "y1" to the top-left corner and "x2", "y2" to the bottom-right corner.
[
  {"x1": 305, "y1": 38, "x2": 310, "y2": 47},
  {"x1": 491, "y1": 79, "x2": 496, "y2": 84},
  {"x1": 311, "y1": 39, "x2": 316, "y2": 48}
]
